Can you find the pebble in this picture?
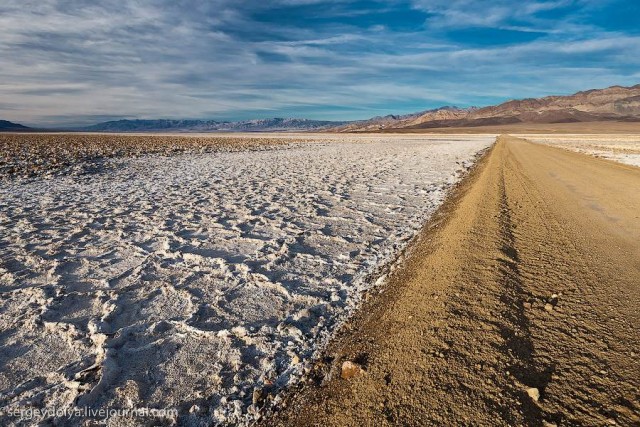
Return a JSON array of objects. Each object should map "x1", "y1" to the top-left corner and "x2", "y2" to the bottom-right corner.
[
  {"x1": 341, "y1": 361, "x2": 365, "y2": 379},
  {"x1": 526, "y1": 387, "x2": 540, "y2": 402},
  {"x1": 252, "y1": 387, "x2": 265, "y2": 406},
  {"x1": 544, "y1": 303, "x2": 554, "y2": 312}
]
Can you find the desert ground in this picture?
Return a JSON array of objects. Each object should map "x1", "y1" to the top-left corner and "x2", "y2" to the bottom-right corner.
[
  {"x1": 267, "y1": 135, "x2": 640, "y2": 426},
  {"x1": 0, "y1": 133, "x2": 493, "y2": 425},
  {"x1": 0, "y1": 132, "x2": 638, "y2": 426}
]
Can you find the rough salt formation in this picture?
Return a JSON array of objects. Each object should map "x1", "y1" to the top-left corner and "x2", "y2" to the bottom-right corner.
[
  {"x1": 0, "y1": 133, "x2": 296, "y2": 179},
  {"x1": 520, "y1": 134, "x2": 640, "y2": 167},
  {"x1": 0, "y1": 135, "x2": 493, "y2": 426}
]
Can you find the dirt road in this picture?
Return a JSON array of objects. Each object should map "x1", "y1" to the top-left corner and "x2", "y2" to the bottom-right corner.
[{"x1": 265, "y1": 136, "x2": 640, "y2": 426}]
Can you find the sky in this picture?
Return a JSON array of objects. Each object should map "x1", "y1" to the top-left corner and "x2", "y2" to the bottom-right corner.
[{"x1": 1, "y1": 0, "x2": 639, "y2": 127}]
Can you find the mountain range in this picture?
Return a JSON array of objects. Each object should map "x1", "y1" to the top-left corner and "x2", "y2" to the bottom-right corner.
[
  {"x1": 332, "y1": 84, "x2": 640, "y2": 131},
  {"x1": 81, "y1": 118, "x2": 346, "y2": 132},
  {"x1": 2, "y1": 84, "x2": 640, "y2": 133},
  {"x1": 0, "y1": 120, "x2": 30, "y2": 131}
]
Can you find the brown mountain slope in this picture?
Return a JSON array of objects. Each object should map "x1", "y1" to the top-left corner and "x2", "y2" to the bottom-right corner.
[
  {"x1": 334, "y1": 84, "x2": 640, "y2": 132},
  {"x1": 332, "y1": 107, "x2": 472, "y2": 132},
  {"x1": 469, "y1": 85, "x2": 640, "y2": 120}
]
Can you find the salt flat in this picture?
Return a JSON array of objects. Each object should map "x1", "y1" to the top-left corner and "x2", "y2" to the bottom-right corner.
[
  {"x1": 517, "y1": 134, "x2": 640, "y2": 167},
  {"x1": 0, "y1": 134, "x2": 493, "y2": 425}
]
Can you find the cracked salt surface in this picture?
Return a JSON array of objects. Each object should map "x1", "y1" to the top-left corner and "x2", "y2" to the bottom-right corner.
[
  {"x1": 0, "y1": 135, "x2": 494, "y2": 425},
  {"x1": 519, "y1": 134, "x2": 640, "y2": 168}
]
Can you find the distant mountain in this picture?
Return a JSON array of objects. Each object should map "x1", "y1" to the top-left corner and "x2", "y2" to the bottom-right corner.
[
  {"x1": 331, "y1": 84, "x2": 640, "y2": 131},
  {"x1": 18, "y1": 84, "x2": 640, "y2": 133},
  {"x1": 82, "y1": 118, "x2": 347, "y2": 132},
  {"x1": 83, "y1": 119, "x2": 214, "y2": 132},
  {"x1": 331, "y1": 106, "x2": 473, "y2": 132},
  {"x1": 0, "y1": 120, "x2": 30, "y2": 131},
  {"x1": 215, "y1": 118, "x2": 348, "y2": 131}
]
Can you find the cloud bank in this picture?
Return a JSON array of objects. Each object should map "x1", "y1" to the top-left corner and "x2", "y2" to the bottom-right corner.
[{"x1": 1, "y1": 0, "x2": 639, "y2": 126}]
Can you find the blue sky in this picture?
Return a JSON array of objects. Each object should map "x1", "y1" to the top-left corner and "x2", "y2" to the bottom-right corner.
[{"x1": 1, "y1": 0, "x2": 639, "y2": 126}]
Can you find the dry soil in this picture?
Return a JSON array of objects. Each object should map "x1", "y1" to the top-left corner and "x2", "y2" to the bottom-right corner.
[{"x1": 265, "y1": 135, "x2": 640, "y2": 426}]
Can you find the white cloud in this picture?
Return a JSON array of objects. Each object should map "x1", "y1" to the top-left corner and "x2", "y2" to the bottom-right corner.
[{"x1": 0, "y1": 0, "x2": 638, "y2": 126}]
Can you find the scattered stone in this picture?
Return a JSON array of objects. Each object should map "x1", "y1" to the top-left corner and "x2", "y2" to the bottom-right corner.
[
  {"x1": 341, "y1": 361, "x2": 365, "y2": 379},
  {"x1": 252, "y1": 387, "x2": 266, "y2": 406},
  {"x1": 231, "y1": 326, "x2": 248, "y2": 338},
  {"x1": 526, "y1": 387, "x2": 540, "y2": 402},
  {"x1": 384, "y1": 372, "x2": 392, "y2": 385},
  {"x1": 544, "y1": 303, "x2": 554, "y2": 312}
]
